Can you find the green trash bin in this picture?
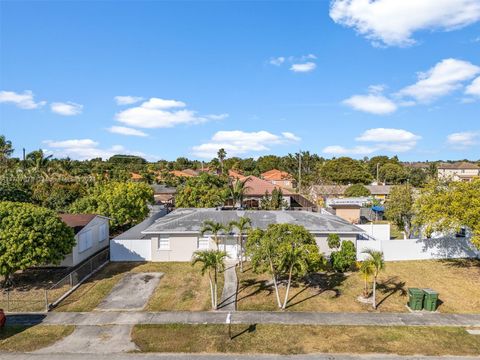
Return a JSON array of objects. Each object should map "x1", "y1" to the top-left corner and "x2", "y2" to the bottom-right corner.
[
  {"x1": 423, "y1": 288, "x2": 439, "y2": 311},
  {"x1": 408, "y1": 288, "x2": 425, "y2": 311}
]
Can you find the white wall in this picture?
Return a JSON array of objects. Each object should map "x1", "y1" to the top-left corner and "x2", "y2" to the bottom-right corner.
[
  {"x1": 357, "y1": 224, "x2": 391, "y2": 241},
  {"x1": 110, "y1": 239, "x2": 152, "y2": 261},
  {"x1": 357, "y1": 236, "x2": 479, "y2": 261}
]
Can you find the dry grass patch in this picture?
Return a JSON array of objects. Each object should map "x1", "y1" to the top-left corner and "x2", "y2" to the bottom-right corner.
[
  {"x1": 0, "y1": 325, "x2": 74, "y2": 352},
  {"x1": 132, "y1": 324, "x2": 480, "y2": 355},
  {"x1": 237, "y1": 259, "x2": 480, "y2": 313}
]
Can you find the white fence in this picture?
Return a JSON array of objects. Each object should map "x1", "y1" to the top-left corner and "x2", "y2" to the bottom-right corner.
[
  {"x1": 357, "y1": 224, "x2": 391, "y2": 241},
  {"x1": 357, "y1": 236, "x2": 479, "y2": 261},
  {"x1": 110, "y1": 239, "x2": 151, "y2": 261}
]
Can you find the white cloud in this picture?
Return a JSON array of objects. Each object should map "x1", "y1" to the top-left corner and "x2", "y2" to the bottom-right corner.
[
  {"x1": 446, "y1": 131, "x2": 480, "y2": 148},
  {"x1": 114, "y1": 96, "x2": 144, "y2": 105},
  {"x1": 343, "y1": 93, "x2": 397, "y2": 114},
  {"x1": 107, "y1": 126, "x2": 148, "y2": 137},
  {"x1": 192, "y1": 130, "x2": 300, "y2": 158},
  {"x1": 43, "y1": 138, "x2": 149, "y2": 160},
  {"x1": 324, "y1": 128, "x2": 421, "y2": 156},
  {"x1": 205, "y1": 113, "x2": 229, "y2": 120},
  {"x1": 269, "y1": 57, "x2": 285, "y2": 66},
  {"x1": 330, "y1": 0, "x2": 480, "y2": 47},
  {"x1": 397, "y1": 58, "x2": 480, "y2": 103},
  {"x1": 115, "y1": 97, "x2": 219, "y2": 128},
  {"x1": 290, "y1": 62, "x2": 317, "y2": 73},
  {"x1": 465, "y1": 76, "x2": 480, "y2": 97},
  {"x1": 0, "y1": 90, "x2": 46, "y2": 109},
  {"x1": 50, "y1": 102, "x2": 83, "y2": 116}
]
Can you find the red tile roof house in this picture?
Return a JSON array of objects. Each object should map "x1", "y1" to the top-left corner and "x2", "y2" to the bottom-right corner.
[
  {"x1": 261, "y1": 169, "x2": 296, "y2": 189},
  {"x1": 59, "y1": 214, "x2": 110, "y2": 267}
]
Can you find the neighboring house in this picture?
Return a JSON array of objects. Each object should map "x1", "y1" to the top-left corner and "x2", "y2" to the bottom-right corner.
[
  {"x1": 170, "y1": 169, "x2": 199, "y2": 178},
  {"x1": 261, "y1": 169, "x2": 296, "y2": 189},
  {"x1": 327, "y1": 197, "x2": 371, "y2": 224},
  {"x1": 310, "y1": 184, "x2": 392, "y2": 204},
  {"x1": 110, "y1": 208, "x2": 365, "y2": 262},
  {"x1": 231, "y1": 175, "x2": 294, "y2": 208},
  {"x1": 130, "y1": 172, "x2": 143, "y2": 181},
  {"x1": 151, "y1": 184, "x2": 177, "y2": 206},
  {"x1": 437, "y1": 162, "x2": 480, "y2": 182},
  {"x1": 59, "y1": 214, "x2": 110, "y2": 267}
]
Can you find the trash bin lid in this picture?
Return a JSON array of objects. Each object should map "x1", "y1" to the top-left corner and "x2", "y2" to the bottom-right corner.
[
  {"x1": 423, "y1": 288, "x2": 438, "y2": 295},
  {"x1": 408, "y1": 287, "x2": 423, "y2": 294}
]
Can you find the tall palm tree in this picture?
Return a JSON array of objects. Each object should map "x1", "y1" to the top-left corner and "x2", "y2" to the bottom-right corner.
[
  {"x1": 228, "y1": 216, "x2": 252, "y2": 271},
  {"x1": 26, "y1": 149, "x2": 52, "y2": 173},
  {"x1": 229, "y1": 177, "x2": 251, "y2": 208},
  {"x1": 0, "y1": 135, "x2": 14, "y2": 165},
  {"x1": 358, "y1": 260, "x2": 375, "y2": 298},
  {"x1": 200, "y1": 220, "x2": 228, "y2": 251},
  {"x1": 192, "y1": 250, "x2": 227, "y2": 310},
  {"x1": 362, "y1": 249, "x2": 385, "y2": 309},
  {"x1": 217, "y1": 148, "x2": 226, "y2": 174}
]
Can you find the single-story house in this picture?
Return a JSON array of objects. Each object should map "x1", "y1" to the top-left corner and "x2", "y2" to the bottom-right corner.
[
  {"x1": 151, "y1": 184, "x2": 177, "y2": 206},
  {"x1": 59, "y1": 214, "x2": 110, "y2": 267},
  {"x1": 261, "y1": 169, "x2": 296, "y2": 189},
  {"x1": 110, "y1": 208, "x2": 365, "y2": 262},
  {"x1": 310, "y1": 184, "x2": 392, "y2": 203},
  {"x1": 437, "y1": 162, "x2": 480, "y2": 182}
]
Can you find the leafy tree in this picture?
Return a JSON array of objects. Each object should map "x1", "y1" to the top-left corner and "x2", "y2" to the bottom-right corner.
[
  {"x1": 246, "y1": 224, "x2": 324, "y2": 309},
  {"x1": 25, "y1": 149, "x2": 52, "y2": 172},
  {"x1": 358, "y1": 260, "x2": 375, "y2": 298},
  {"x1": 385, "y1": 184, "x2": 415, "y2": 238},
  {"x1": 192, "y1": 250, "x2": 227, "y2": 310},
  {"x1": 228, "y1": 216, "x2": 252, "y2": 272},
  {"x1": 70, "y1": 181, "x2": 153, "y2": 232},
  {"x1": 362, "y1": 249, "x2": 385, "y2": 309},
  {"x1": 175, "y1": 173, "x2": 228, "y2": 208},
  {"x1": 414, "y1": 179, "x2": 480, "y2": 248},
  {"x1": 108, "y1": 154, "x2": 146, "y2": 165},
  {"x1": 229, "y1": 177, "x2": 251, "y2": 208},
  {"x1": 283, "y1": 151, "x2": 323, "y2": 189},
  {"x1": 200, "y1": 220, "x2": 228, "y2": 251},
  {"x1": 255, "y1": 155, "x2": 283, "y2": 174},
  {"x1": 327, "y1": 233, "x2": 341, "y2": 249},
  {"x1": 0, "y1": 174, "x2": 32, "y2": 203},
  {"x1": 344, "y1": 184, "x2": 371, "y2": 197},
  {"x1": 319, "y1": 157, "x2": 372, "y2": 185},
  {"x1": 0, "y1": 201, "x2": 76, "y2": 287},
  {"x1": 260, "y1": 188, "x2": 288, "y2": 210},
  {"x1": 330, "y1": 240, "x2": 357, "y2": 272},
  {"x1": 32, "y1": 180, "x2": 87, "y2": 212},
  {"x1": 407, "y1": 167, "x2": 428, "y2": 187},
  {"x1": 367, "y1": 156, "x2": 399, "y2": 179},
  {"x1": 379, "y1": 163, "x2": 407, "y2": 184}
]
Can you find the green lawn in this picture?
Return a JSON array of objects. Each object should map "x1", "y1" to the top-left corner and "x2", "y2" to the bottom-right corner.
[
  {"x1": 237, "y1": 259, "x2": 480, "y2": 313},
  {"x1": 0, "y1": 325, "x2": 74, "y2": 352},
  {"x1": 132, "y1": 324, "x2": 480, "y2": 355}
]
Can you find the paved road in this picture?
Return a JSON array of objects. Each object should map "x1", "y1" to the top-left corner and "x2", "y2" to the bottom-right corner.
[
  {"x1": 218, "y1": 262, "x2": 238, "y2": 311},
  {"x1": 1, "y1": 353, "x2": 479, "y2": 360},
  {"x1": 7, "y1": 311, "x2": 480, "y2": 327}
]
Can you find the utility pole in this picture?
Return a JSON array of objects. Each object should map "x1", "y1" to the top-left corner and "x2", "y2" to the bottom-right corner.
[
  {"x1": 298, "y1": 150, "x2": 302, "y2": 191},
  {"x1": 376, "y1": 162, "x2": 380, "y2": 184}
]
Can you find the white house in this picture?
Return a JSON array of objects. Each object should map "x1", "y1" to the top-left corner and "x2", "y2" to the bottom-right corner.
[
  {"x1": 437, "y1": 162, "x2": 480, "y2": 182},
  {"x1": 110, "y1": 208, "x2": 366, "y2": 262},
  {"x1": 59, "y1": 214, "x2": 110, "y2": 267}
]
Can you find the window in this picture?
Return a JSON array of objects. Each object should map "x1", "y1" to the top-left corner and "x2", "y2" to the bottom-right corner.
[
  {"x1": 198, "y1": 237, "x2": 209, "y2": 250},
  {"x1": 79, "y1": 229, "x2": 93, "y2": 253},
  {"x1": 157, "y1": 236, "x2": 170, "y2": 250},
  {"x1": 99, "y1": 223, "x2": 108, "y2": 242}
]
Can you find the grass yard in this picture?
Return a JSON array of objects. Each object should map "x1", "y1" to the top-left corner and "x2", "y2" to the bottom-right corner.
[
  {"x1": 0, "y1": 325, "x2": 74, "y2": 352},
  {"x1": 55, "y1": 262, "x2": 222, "y2": 312},
  {"x1": 237, "y1": 259, "x2": 480, "y2": 313},
  {"x1": 132, "y1": 324, "x2": 480, "y2": 355}
]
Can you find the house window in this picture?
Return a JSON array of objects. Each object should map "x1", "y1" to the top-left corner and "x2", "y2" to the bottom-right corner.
[
  {"x1": 99, "y1": 223, "x2": 108, "y2": 242},
  {"x1": 198, "y1": 237, "x2": 209, "y2": 250},
  {"x1": 158, "y1": 236, "x2": 170, "y2": 250},
  {"x1": 79, "y1": 229, "x2": 93, "y2": 253}
]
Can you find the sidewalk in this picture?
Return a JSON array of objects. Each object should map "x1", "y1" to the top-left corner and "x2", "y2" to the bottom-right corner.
[
  {"x1": 7, "y1": 311, "x2": 480, "y2": 327},
  {"x1": 218, "y1": 261, "x2": 237, "y2": 311}
]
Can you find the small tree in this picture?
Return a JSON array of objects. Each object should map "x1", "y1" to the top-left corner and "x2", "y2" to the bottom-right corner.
[
  {"x1": 327, "y1": 233, "x2": 341, "y2": 250},
  {"x1": 362, "y1": 249, "x2": 385, "y2": 309},
  {"x1": 229, "y1": 178, "x2": 251, "y2": 208},
  {"x1": 330, "y1": 240, "x2": 357, "y2": 272},
  {"x1": 385, "y1": 184, "x2": 415, "y2": 238},
  {"x1": 228, "y1": 216, "x2": 252, "y2": 272},
  {"x1": 344, "y1": 184, "x2": 371, "y2": 197},
  {"x1": 200, "y1": 220, "x2": 228, "y2": 251},
  {"x1": 0, "y1": 201, "x2": 76, "y2": 287},
  {"x1": 357, "y1": 260, "x2": 374, "y2": 298},
  {"x1": 192, "y1": 250, "x2": 227, "y2": 310}
]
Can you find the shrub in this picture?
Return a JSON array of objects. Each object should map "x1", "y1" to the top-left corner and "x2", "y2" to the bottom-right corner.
[{"x1": 330, "y1": 240, "x2": 357, "y2": 272}]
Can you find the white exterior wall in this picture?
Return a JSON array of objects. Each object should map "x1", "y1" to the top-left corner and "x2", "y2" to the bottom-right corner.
[
  {"x1": 438, "y1": 168, "x2": 479, "y2": 181},
  {"x1": 150, "y1": 234, "x2": 203, "y2": 262},
  {"x1": 110, "y1": 239, "x2": 152, "y2": 261},
  {"x1": 357, "y1": 236, "x2": 479, "y2": 261},
  {"x1": 356, "y1": 224, "x2": 391, "y2": 241},
  {"x1": 315, "y1": 234, "x2": 358, "y2": 256}
]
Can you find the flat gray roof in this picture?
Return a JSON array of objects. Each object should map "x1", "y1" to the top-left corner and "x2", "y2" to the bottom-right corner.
[
  {"x1": 142, "y1": 208, "x2": 365, "y2": 235},
  {"x1": 114, "y1": 208, "x2": 168, "y2": 240}
]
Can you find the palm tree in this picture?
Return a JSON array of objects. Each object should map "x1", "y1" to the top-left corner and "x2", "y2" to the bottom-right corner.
[
  {"x1": 362, "y1": 249, "x2": 385, "y2": 309},
  {"x1": 26, "y1": 149, "x2": 52, "y2": 172},
  {"x1": 192, "y1": 250, "x2": 227, "y2": 310},
  {"x1": 358, "y1": 260, "x2": 375, "y2": 298},
  {"x1": 228, "y1": 216, "x2": 252, "y2": 271},
  {"x1": 229, "y1": 177, "x2": 251, "y2": 208},
  {"x1": 200, "y1": 220, "x2": 227, "y2": 251},
  {"x1": 217, "y1": 148, "x2": 226, "y2": 174},
  {"x1": 0, "y1": 135, "x2": 14, "y2": 165}
]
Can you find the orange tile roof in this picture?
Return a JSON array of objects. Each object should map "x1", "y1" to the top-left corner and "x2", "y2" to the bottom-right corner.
[
  {"x1": 228, "y1": 169, "x2": 245, "y2": 179},
  {"x1": 170, "y1": 169, "x2": 198, "y2": 177},
  {"x1": 240, "y1": 175, "x2": 293, "y2": 196},
  {"x1": 130, "y1": 172, "x2": 143, "y2": 180},
  {"x1": 261, "y1": 169, "x2": 294, "y2": 181}
]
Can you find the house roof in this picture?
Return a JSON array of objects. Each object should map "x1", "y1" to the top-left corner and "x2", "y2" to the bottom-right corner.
[
  {"x1": 130, "y1": 172, "x2": 143, "y2": 180},
  {"x1": 142, "y1": 208, "x2": 365, "y2": 235},
  {"x1": 60, "y1": 214, "x2": 97, "y2": 234},
  {"x1": 170, "y1": 169, "x2": 198, "y2": 177},
  {"x1": 114, "y1": 208, "x2": 168, "y2": 240},
  {"x1": 228, "y1": 169, "x2": 244, "y2": 179},
  {"x1": 312, "y1": 184, "x2": 392, "y2": 196},
  {"x1": 261, "y1": 169, "x2": 294, "y2": 181},
  {"x1": 438, "y1": 162, "x2": 480, "y2": 170},
  {"x1": 151, "y1": 184, "x2": 177, "y2": 194},
  {"x1": 241, "y1": 175, "x2": 293, "y2": 196}
]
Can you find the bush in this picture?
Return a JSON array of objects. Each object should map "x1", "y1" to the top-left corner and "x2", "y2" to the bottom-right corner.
[
  {"x1": 330, "y1": 240, "x2": 357, "y2": 272},
  {"x1": 327, "y1": 233, "x2": 341, "y2": 250},
  {"x1": 344, "y1": 184, "x2": 371, "y2": 197}
]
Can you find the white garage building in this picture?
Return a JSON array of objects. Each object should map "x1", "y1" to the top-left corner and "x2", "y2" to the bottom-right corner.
[{"x1": 110, "y1": 208, "x2": 366, "y2": 262}]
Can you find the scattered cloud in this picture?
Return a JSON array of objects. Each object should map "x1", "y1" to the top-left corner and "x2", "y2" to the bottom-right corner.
[
  {"x1": 397, "y1": 58, "x2": 480, "y2": 103},
  {"x1": 0, "y1": 90, "x2": 46, "y2": 109},
  {"x1": 192, "y1": 130, "x2": 300, "y2": 158},
  {"x1": 343, "y1": 93, "x2": 397, "y2": 114},
  {"x1": 50, "y1": 102, "x2": 83, "y2": 116},
  {"x1": 43, "y1": 138, "x2": 150, "y2": 160},
  {"x1": 465, "y1": 76, "x2": 480, "y2": 97},
  {"x1": 115, "y1": 97, "x2": 223, "y2": 129},
  {"x1": 205, "y1": 113, "x2": 229, "y2": 120},
  {"x1": 269, "y1": 57, "x2": 285, "y2": 66},
  {"x1": 114, "y1": 95, "x2": 144, "y2": 105},
  {"x1": 323, "y1": 128, "x2": 421, "y2": 155},
  {"x1": 446, "y1": 131, "x2": 480, "y2": 149},
  {"x1": 107, "y1": 126, "x2": 148, "y2": 137},
  {"x1": 330, "y1": 0, "x2": 480, "y2": 47},
  {"x1": 290, "y1": 62, "x2": 317, "y2": 73}
]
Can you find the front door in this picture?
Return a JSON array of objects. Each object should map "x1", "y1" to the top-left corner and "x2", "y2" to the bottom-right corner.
[{"x1": 223, "y1": 237, "x2": 238, "y2": 259}]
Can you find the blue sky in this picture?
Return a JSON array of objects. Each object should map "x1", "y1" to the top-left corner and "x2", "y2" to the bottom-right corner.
[{"x1": 1, "y1": 0, "x2": 479, "y2": 162}]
